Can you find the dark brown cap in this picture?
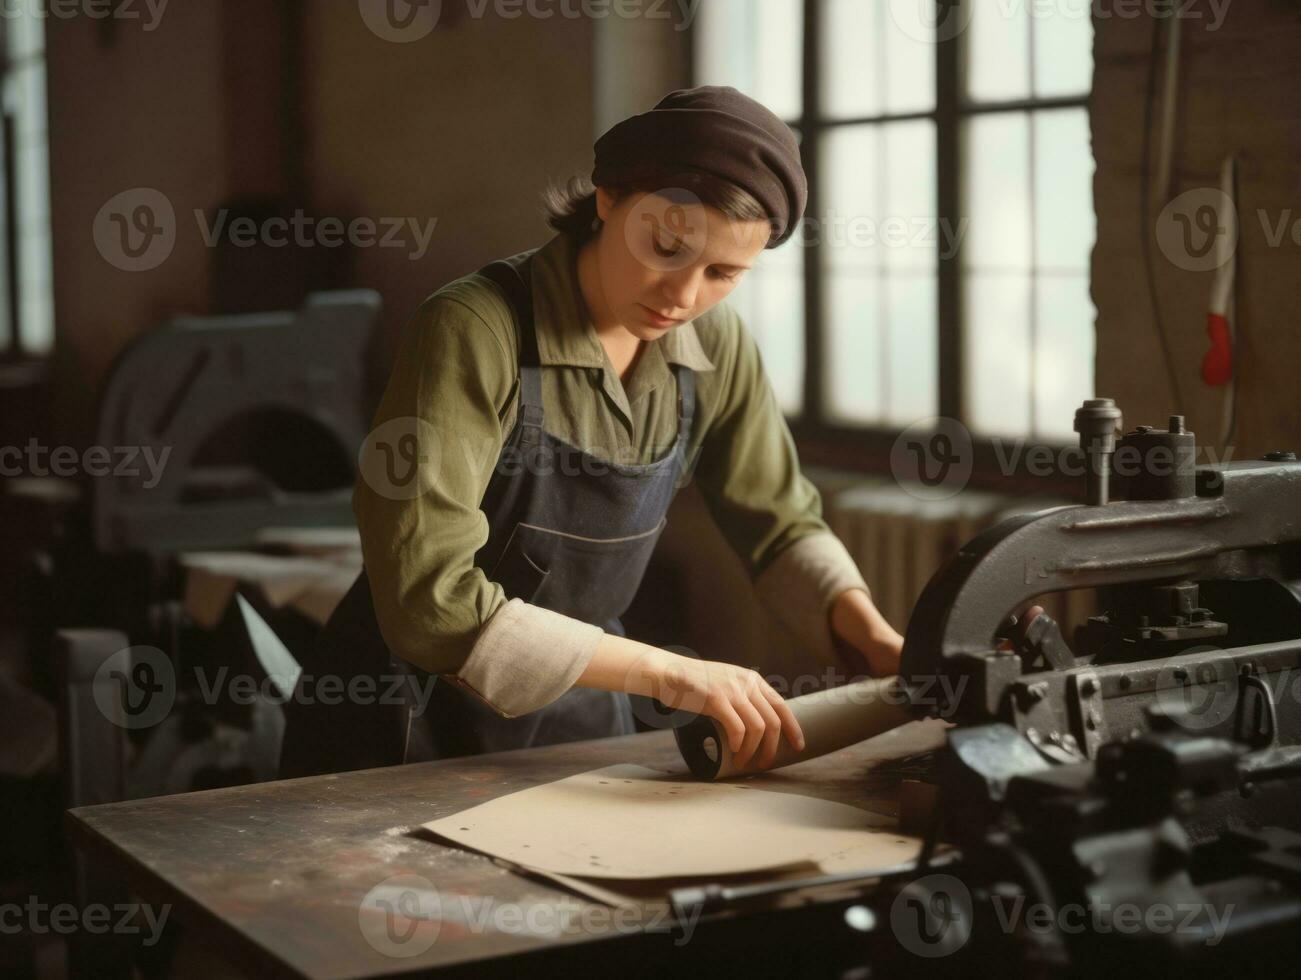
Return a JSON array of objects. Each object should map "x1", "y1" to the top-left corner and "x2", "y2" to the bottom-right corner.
[{"x1": 591, "y1": 85, "x2": 807, "y2": 248}]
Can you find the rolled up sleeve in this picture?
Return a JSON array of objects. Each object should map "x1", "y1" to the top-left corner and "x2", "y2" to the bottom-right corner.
[
  {"x1": 693, "y1": 309, "x2": 869, "y2": 667},
  {"x1": 752, "y1": 532, "x2": 869, "y2": 668},
  {"x1": 354, "y1": 292, "x2": 602, "y2": 716},
  {"x1": 449, "y1": 599, "x2": 604, "y2": 717}
]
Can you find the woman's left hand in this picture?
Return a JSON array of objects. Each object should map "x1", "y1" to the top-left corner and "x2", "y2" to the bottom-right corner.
[{"x1": 829, "y1": 588, "x2": 904, "y2": 677}]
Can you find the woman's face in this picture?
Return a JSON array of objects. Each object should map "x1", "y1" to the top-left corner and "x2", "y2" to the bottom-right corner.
[{"x1": 583, "y1": 187, "x2": 773, "y2": 342}]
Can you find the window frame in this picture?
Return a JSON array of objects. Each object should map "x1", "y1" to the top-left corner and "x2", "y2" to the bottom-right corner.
[{"x1": 693, "y1": 1, "x2": 1093, "y2": 493}]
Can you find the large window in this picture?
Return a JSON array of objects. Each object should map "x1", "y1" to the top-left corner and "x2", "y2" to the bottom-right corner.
[
  {"x1": 694, "y1": 0, "x2": 1095, "y2": 445},
  {"x1": 0, "y1": 1, "x2": 54, "y2": 358}
]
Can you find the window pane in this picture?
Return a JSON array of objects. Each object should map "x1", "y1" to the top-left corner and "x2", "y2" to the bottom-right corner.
[
  {"x1": 822, "y1": 0, "x2": 881, "y2": 118},
  {"x1": 824, "y1": 125, "x2": 882, "y2": 265},
  {"x1": 0, "y1": 142, "x2": 8, "y2": 355},
  {"x1": 823, "y1": 125, "x2": 879, "y2": 422},
  {"x1": 966, "y1": 110, "x2": 1095, "y2": 441},
  {"x1": 965, "y1": 112, "x2": 1031, "y2": 271},
  {"x1": 882, "y1": 120, "x2": 936, "y2": 272},
  {"x1": 694, "y1": 0, "x2": 802, "y2": 122},
  {"x1": 1033, "y1": 1, "x2": 1093, "y2": 97},
  {"x1": 728, "y1": 238, "x2": 805, "y2": 415},
  {"x1": 886, "y1": 273, "x2": 937, "y2": 426},
  {"x1": 1034, "y1": 275, "x2": 1094, "y2": 440},
  {"x1": 826, "y1": 271, "x2": 883, "y2": 423},
  {"x1": 966, "y1": 274, "x2": 1032, "y2": 437},
  {"x1": 822, "y1": 0, "x2": 934, "y2": 119},
  {"x1": 967, "y1": 1, "x2": 1030, "y2": 103},
  {"x1": 824, "y1": 121, "x2": 937, "y2": 426},
  {"x1": 1032, "y1": 108, "x2": 1095, "y2": 439},
  {"x1": 882, "y1": 0, "x2": 936, "y2": 113},
  {"x1": 1034, "y1": 108, "x2": 1094, "y2": 272},
  {"x1": 2, "y1": 13, "x2": 53, "y2": 356},
  {"x1": 5, "y1": 1, "x2": 45, "y2": 60}
]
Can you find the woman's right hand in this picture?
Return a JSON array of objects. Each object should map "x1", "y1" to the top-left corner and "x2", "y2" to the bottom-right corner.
[{"x1": 634, "y1": 649, "x2": 806, "y2": 771}]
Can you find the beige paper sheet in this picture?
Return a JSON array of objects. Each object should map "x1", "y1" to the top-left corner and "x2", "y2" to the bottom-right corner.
[
  {"x1": 519, "y1": 862, "x2": 887, "y2": 913},
  {"x1": 422, "y1": 764, "x2": 921, "y2": 881}
]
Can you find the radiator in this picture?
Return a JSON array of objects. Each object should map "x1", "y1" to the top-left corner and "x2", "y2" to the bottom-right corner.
[{"x1": 809, "y1": 470, "x2": 1097, "y2": 645}]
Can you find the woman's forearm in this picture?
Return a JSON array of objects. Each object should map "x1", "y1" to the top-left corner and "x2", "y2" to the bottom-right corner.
[
  {"x1": 572, "y1": 633, "x2": 805, "y2": 770},
  {"x1": 573, "y1": 632, "x2": 675, "y2": 697}
]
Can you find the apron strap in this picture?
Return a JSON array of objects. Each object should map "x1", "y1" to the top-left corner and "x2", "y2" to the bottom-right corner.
[
  {"x1": 478, "y1": 255, "x2": 699, "y2": 454},
  {"x1": 674, "y1": 363, "x2": 696, "y2": 434},
  {"x1": 476, "y1": 257, "x2": 545, "y2": 439},
  {"x1": 671, "y1": 364, "x2": 698, "y2": 479}
]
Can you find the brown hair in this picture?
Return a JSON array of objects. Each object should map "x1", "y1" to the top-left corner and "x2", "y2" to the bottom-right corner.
[{"x1": 540, "y1": 169, "x2": 769, "y2": 241}]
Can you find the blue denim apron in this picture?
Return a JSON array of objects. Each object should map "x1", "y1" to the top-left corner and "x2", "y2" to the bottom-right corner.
[{"x1": 279, "y1": 251, "x2": 695, "y2": 775}]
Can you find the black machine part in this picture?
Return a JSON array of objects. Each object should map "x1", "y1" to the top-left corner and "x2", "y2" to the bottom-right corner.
[
  {"x1": 865, "y1": 712, "x2": 1301, "y2": 976},
  {"x1": 898, "y1": 399, "x2": 1301, "y2": 745}
]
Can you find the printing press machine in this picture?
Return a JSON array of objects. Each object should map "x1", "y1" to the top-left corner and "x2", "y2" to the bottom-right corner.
[
  {"x1": 33, "y1": 291, "x2": 379, "y2": 802},
  {"x1": 678, "y1": 398, "x2": 1301, "y2": 977}
]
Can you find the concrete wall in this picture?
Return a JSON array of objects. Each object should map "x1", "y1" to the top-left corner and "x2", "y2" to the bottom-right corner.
[
  {"x1": 1092, "y1": 5, "x2": 1301, "y2": 459},
  {"x1": 299, "y1": 0, "x2": 600, "y2": 375},
  {"x1": 47, "y1": 3, "x2": 233, "y2": 445},
  {"x1": 45, "y1": 1, "x2": 665, "y2": 442}
]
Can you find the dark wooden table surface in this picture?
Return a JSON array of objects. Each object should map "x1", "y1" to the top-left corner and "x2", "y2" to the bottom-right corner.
[{"x1": 67, "y1": 721, "x2": 944, "y2": 979}]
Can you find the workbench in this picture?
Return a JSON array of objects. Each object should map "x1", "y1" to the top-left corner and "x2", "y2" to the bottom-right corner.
[{"x1": 67, "y1": 721, "x2": 944, "y2": 978}]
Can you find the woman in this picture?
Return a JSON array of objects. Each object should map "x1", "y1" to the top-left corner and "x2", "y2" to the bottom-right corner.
[{"x1": 279, "y1": 85, "x2": 904, "y2": 779}]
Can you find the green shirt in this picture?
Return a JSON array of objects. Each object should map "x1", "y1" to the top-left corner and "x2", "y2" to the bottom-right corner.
[{"x1": 354, "y1": 229, "x2": 867, "y2": 712}]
